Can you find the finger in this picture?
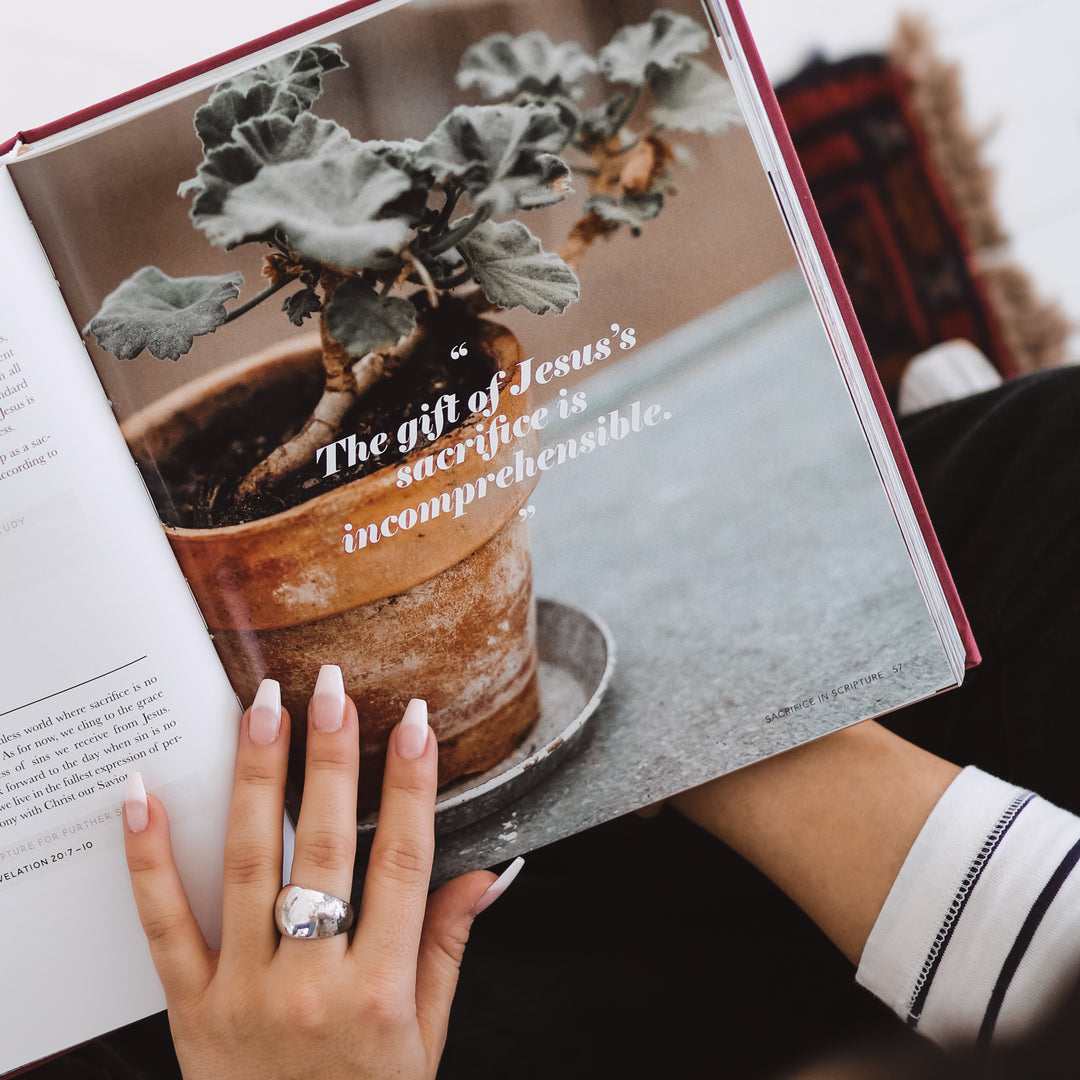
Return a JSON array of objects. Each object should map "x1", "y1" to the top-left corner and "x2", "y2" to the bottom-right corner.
[
  {"x1": 123, "y1": 774, "x2": 214, "y2": 1006},
  {"x1": 415, "y1": 860, "x2": 525, "y2": 1053},
  {"x1": 220, "y1": 679, "x2": 290, "y2": 963},
  {"x1": 287, "y1": 665, "x2": 360, "y2": 911},
  {"x1": 412, "y1": 868, "x2": 503, "y2": 1054},
  {"x1": 352, "y1": 698, "x2": 437, "y2": 984}
]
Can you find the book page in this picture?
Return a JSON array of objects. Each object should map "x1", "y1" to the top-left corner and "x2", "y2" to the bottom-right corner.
[
  {"x1": 0, "y1": 169, "x2": 240, "y2": 1074},
  {"x1": 5, "y1": 0, "x2": 961, "y2": 898}
]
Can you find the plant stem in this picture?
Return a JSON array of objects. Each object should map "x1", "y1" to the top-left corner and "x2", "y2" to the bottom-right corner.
[
  {"x1": 434, "y1": 267, "x2": 473, "y2": 290},
  {"x1": 431, "y1": 185, "x2": 463, "y2": 235},
  {"x1": 233, "y1": 382, "x2": 357, "y2": 503},
  {"x1": 404, "y1": 251, "x2": 440, "y2": 306},
  {"x1": 231, "y1": 274, "x2": 426, "y2": 506},
  {"x1": 559, "y1": 211, "x2": 618, "y2": 273},
  {"x1": 612, "y1": 86, "x2": 644, "y2": 134},
  {"x1": 425, "y1": 206, "x2": 493, "y2": 257},
  {"x1": 234, "y1": 276, "x2": 358, "y2": 502},
  {"x1": 222, "y1": 277, "x2": 293, "y2": 324}
]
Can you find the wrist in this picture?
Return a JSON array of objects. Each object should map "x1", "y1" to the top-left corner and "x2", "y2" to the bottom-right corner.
[{"x1": 671, "y1": 720, "x2": 961, "y2": 963}]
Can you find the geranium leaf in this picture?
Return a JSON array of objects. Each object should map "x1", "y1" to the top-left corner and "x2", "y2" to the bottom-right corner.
[
  {"x1": 193, "y1": 45, "x2": 346, "y2": 151},
  {"x1": 598, "y1": 10, "x2": 709, "y2": 86},
  {"x1": 584, "y1": 192, "x2": 665, "y2": 232},
  {"x1": 580, "y1": 95, "x2": 632, "y2": 140},
  {"x1": 354, "y1": 139, "x2": 433, "y2": 222},
  {"x1": 184, "y1": 113, "x2": 357, "y2": 221},
  {"x1": 457, "y1": 218, "x2": 579, "y2": 315},
  {"x1": 84, "y1": 267, "x2": 243, "y2": 361},
  {"x1": 235, "y1": 113, "x2": 357, "y2": 170},
  {"x1": 358, "y1": 137, "x2": 431, "y2": 180},
  {"x1": 417, "y1": 104, "x2": 573, "y2": 215},
  {"x1": 205, "y1": 148, "x2": 415, "y2": 269},
  {"x1": 477, "y1": 151, "x2": 572, "y2": 214},
  {"x1": 325, "y1": 279, "x2": 416, "y2": 356},
  {"x1": 194, "y1": 85, "x2": 301, "y2": 157},
  {"x1": 283, "y1": 285, "x2": 322, "y2": 326},
  {"x1": 650, "y1": 59, "x2": 745, "y2": 133},
  {"x1": 457, "y1": 31, "x2": 597, "y2": 100}
]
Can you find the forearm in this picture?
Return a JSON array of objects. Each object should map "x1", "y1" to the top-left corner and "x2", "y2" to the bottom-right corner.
[{"x1": 671, "y1": 720, "x2": 960, "y2": 964}]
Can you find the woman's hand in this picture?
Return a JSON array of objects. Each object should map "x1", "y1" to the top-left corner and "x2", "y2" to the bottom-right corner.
[{"x1": 122, "y1": 665, "x2": 522, "y2": 1080}]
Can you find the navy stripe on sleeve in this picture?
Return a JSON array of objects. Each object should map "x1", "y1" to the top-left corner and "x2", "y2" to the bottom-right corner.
[
  {"x1": 906, "y1": 791, "x2": 1035, "y2": 1028},
  {"x1": 975, "y1": 835, "x2": 1080, "y2": 1049}
]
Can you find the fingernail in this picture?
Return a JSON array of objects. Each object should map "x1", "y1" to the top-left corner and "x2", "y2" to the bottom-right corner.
[
  {"x1": 396, "y1": 698, "x2": 429, "y2": 760},
  {"x1": 125, "y1": 771, "x2": 149, "y2": 834},
  {"x1": 249, "y1": 679, "x2": 281, "y2": 745},
  {"x1": 311, "y1": 664, "x2": 346, "y2": 733},
  {"x1": 470, "y1": 856, "x2": 524, "y2": 916}
]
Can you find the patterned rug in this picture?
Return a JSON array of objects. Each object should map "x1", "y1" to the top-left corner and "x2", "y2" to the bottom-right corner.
[{"x1": 775, "y1": 19, "x2": 1067, "y2": 405}]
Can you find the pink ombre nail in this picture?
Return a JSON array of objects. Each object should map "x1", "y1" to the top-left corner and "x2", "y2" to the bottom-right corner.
[
  {"x1": 249, "y1": 679, "x2": 281, "y2": 745},
  {"x1": 470, "y1": 857, "x2": 524, "y2": 916},
  {"x1": 311, "y1": 665, "x2": 346, "y2": 732},
  {"x1": 124, "y1": 772, "x2": 149, "y2": 834},
  {"x1": 396, "y1": 698, "x2": 429, "y2": 760}
]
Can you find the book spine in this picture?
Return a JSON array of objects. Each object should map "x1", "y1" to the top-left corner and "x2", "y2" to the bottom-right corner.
[{"x1": 1, "y1": 0, "x2": 381, "y2": 155}]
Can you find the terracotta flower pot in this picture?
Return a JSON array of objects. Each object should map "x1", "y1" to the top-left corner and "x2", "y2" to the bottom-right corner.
[{"x1": 122, "y1": 318, "x2": 542, "y2": 807}]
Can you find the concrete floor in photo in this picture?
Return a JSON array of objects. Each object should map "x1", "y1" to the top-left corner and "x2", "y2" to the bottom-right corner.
[{"x1": 429, "y1": 275, "x2": 957, "y2": 880}]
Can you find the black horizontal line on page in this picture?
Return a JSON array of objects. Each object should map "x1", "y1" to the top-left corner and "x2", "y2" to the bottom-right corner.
[{"x1": 0, "y1": 657, "x2": 148, "y2": 719}]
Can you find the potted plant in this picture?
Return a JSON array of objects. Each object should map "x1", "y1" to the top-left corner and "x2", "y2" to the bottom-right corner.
[{"x1": 86, "y1": 8, "x2": 743, "y2": 807}]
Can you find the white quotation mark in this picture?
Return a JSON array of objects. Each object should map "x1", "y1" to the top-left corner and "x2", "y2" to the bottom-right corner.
[
  {"x1": 450, "y1": 341, "x2": 469, "y2": 360},
  {"x1": 518, "y1": 505, "x2": 536, "y2": 521}
]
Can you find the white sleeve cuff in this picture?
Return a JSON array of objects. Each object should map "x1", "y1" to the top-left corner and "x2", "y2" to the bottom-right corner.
[{"x1": 856, "y1": 766, "x2": 1080, "y2": 1045}]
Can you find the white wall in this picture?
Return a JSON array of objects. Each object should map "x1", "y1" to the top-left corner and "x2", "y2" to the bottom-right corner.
[{"x1": 4, "y1": 0, "x2": 1077, "y2": 354}]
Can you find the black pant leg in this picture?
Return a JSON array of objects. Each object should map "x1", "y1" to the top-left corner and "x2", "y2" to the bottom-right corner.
[{"x1": 889, "y1": 367, "x2": 1080, "y2": 810}]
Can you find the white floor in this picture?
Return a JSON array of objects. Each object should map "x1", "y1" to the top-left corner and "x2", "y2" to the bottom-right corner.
[{"x1": 3, "y1": 0, "x2": 1077, "y2": 355}]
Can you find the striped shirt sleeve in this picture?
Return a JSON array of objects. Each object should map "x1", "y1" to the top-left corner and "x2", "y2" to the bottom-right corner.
[{"x1": 856, "y1": 766, "x2": 1080, "y2": 1047}]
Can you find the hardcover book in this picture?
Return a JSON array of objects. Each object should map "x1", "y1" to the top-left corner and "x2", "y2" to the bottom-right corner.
[{"x1": 0, "y1": 0, "x2": 975, "y2": 1071}]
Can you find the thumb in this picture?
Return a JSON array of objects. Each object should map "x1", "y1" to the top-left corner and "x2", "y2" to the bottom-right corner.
[{"x1": 414, "y1": 859, "x2": 524, "y2": 1054}]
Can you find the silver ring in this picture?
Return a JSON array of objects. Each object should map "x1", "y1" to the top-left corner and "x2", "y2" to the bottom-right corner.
[{"x1": 274, "y1": 884, "x2": 356, "y2": 939}]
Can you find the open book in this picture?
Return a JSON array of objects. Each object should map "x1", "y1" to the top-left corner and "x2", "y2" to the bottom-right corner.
[{"x1": 0, "y1": 0, "x2": 976, "y2": 1071}]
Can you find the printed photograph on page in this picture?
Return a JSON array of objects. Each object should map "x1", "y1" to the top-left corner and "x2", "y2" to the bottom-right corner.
[{"x1": 6, "y1": 0, "x2": 958, "y2": 868}]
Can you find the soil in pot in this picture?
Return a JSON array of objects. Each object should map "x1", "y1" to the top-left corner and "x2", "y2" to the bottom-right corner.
[{"x1": 140, "y1": 301, "x2": 494, "y2": 528}]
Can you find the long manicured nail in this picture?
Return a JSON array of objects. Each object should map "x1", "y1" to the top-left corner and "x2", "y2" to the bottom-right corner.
[
  {"x1": 249, "y1": 679, "x2": 281, "y2": 745},
  {"x1": 396, "y1": 698, "x2": 429, "y2": 760},
  {"x1": 124, "y1": 772, "x2": 149, "y2": 834},
  {"x1": 470, "y1": 856, "x2": 524, "y2": 916},
  {"x1": 311, "y1": 665, "x2": 346, "y2": 733}
]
